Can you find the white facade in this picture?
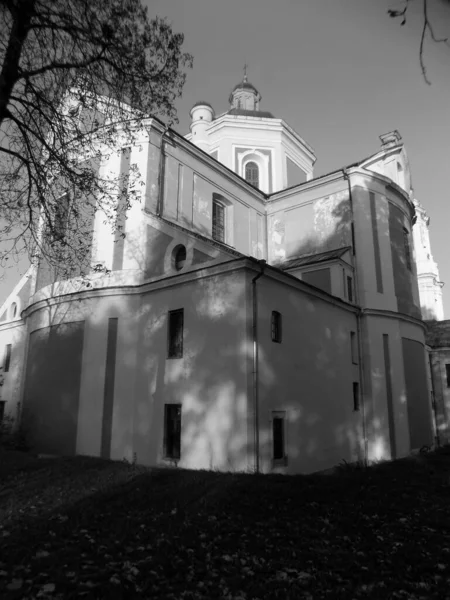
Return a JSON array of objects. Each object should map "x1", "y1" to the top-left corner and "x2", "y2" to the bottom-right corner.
[
  {"x1": 412, "y1": 199, "x2": 444, "y2": 321},
  {"x1": 186, "y1": 76, "x2": 316, "y2": 193},
  {"x1": 0, "y1": 81, "x2": 439, "y2": 472}
]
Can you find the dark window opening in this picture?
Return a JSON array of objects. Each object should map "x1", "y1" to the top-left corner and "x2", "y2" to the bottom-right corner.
[
  {"x1": 347, "y1": 276, "x2": 353, "y2": 303},
  {"x1": 271, "y1": 311, "x2": 282, "y2": 343},
  {"x1": 0, "y1": 401, "x2": 5, "y2": 424},
  {"x1": 403, "y1": 228, "x2": 412, "y2": 271},
  {"x1": 174, "y1": 245, "x2": 187, "y2": 271},
  {"x1": 4, "y1": 344, "x2": 11, "y2": 373},
  {"x1": 164, "y1": 404, "x2": 181, "y2": 459},
  {"x1": 212, "y1": 200, "x2": 225, "y2": 243},
  {"x1": 273, "y1": 414, "x2": 285, "y2": 460},
  {"x1": 11, "y1": 303, "x2": 17, "y2": 319},
  {"x1": 53, "y1": 192, "x2": 71, "y2": 241},
  {"x1": 168, "y1": 309, "x2": 184, "y2": 359},
  {"x1": 245, "y1": 161, "x2": 260, "y2": 188},
  {"x1": 353, "y1": 382, "x2": 360, "y2": 411},
  {"x1": 351, "y1": 331, "x2": 358, "y2": 364},
  {"x1": 446, "y1": 364, "x2": 450, "y2": 388}
]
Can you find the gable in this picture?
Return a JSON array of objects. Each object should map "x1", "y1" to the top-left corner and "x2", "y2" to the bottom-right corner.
[{"x1": 0, "y1": 268, "x2": 34, "y2": 323}]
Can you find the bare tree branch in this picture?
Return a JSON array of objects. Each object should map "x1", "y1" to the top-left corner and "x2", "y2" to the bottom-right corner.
[
  {"x1": 0, "y1": 0, "x2": 193, "y2": 281},
  {"x1": 389, "y1": 0, "x2": 450, "y2": 84}
]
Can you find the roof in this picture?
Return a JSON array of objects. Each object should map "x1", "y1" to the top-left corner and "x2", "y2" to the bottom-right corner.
[
  {"x1": 425, "y1": 320, "x2": 450, "y2": 348},
  {"x1": 227, "y1": 108, "x2": 275, "y2": 119},
  {"x1": 232, "y1": 80, "x2": 259, "y2": 94},
  {"x1": 191, "y1": 101, "x2": 213, "y2": 109},
  {"x1": 280, "y1": 247, "x2": 351, "y2": 270}
]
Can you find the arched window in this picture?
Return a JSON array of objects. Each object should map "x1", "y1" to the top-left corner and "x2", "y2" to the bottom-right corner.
[
  {"x1": 245, "y1": 162, "x2": 259, "y2": 188},
  {"x1": 9, "y1": 302, "x2": 17, "y2": 320},
  {"x1": 173, "y1": 245, "x2": 187, "y2": 271}
]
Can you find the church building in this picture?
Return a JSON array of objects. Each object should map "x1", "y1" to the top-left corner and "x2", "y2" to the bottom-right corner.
[{"x1": 0, "y1": 76, "x2": 439, "y2": 473}]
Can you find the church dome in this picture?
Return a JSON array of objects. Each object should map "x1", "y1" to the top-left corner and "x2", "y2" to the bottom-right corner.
[
  {"x1": 229, "y1": 74, "x2": 262, "y2": 110},
  {"x1": 192, "y1": 100, "x2": 213, "y2": 109},
  {"x1": 231, "y1": 80, "x2": 259, "y2": 95}
]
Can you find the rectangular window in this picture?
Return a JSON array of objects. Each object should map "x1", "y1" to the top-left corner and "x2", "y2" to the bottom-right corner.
[
  {"x1": 3, "y1": 344, "x2": 11, "y2": 373},
  {"x1": 54, "y1": 192, "x2": 71, "y2": 241},
  {"x1": 271, "y1": 311, "x2": 282, "y2": 343},
  {"x1": 167, "y1": 309, "x2": 184, "y2": 358},
  {"x1": 403, "y1": 228, "x2": 412, "y2": 271},
  {"x1": 272, "y1": 411, "x2": 286, "y2": 461},
  {"x1": 0, "y1": 401, "x2": 5, "y2": 423},
  {"x1": 164, "y1": 404, "x2": 181, "y2": 459},
  {"x1": 350, "y1": 331, "x2": 358, "y2": 364},
  {"x1": 212, "y1": 200, "x2": 225, "y2": 242},
  {"x1": 353, "y1": 381, "x2": 360, "y2": 411},
  {"x1": 446, "y1": 364, "x2": 450, "y2": 388},
  {"x1": 347, "y1": 276, "x2": 353, "y2": 303}
]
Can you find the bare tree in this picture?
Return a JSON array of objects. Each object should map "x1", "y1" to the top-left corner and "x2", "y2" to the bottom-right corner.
[
  {"x1": 0, "y1": 0, "x2": 192, "y2": 281},
  {"x1": 388, "y1": 0, "x2": 450, "y2": 84}
]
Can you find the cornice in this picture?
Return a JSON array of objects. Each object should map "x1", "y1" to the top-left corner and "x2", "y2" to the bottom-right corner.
[
  {"x1": 267, "y1": 169, "x2": 345, "y2": 203},
  {"x1": 361, "y1": 307, "x2": 426, "y2": 331},
  {"x1": 22, "y1": 259, "x2": 251, "y2": 319},
  {"x1": 0, "y1": 319, "x2": 26, "y2": 333},
  {"x1": 155, "y1": 123, "x2": 266, "y2": 202}
]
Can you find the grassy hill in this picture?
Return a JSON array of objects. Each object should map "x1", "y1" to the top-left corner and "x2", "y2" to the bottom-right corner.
[{"x1": 1, "y1": 449, "x2": 450, "y2": 599}]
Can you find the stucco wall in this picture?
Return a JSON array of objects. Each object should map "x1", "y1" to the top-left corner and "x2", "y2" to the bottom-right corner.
[
  {"x1": 267, "y1": 177, "x2": 351, "y2": 264},
  {"x1": 23, "y1": 266, "x2": 253, "y2": 471},
  {"x1": 254, "y1": 273, "x2": 362, "y2": 474},
  {"x1": 22, "y1": 321, "x2": 85, "y2": 454},
  {"x1": 0, "y1": 322, "x2": 27, "y2": 423}
]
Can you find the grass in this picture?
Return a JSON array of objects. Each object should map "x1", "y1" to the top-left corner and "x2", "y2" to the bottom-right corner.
[{"x1": 1, "y1": 449, "x2": 450, "y2": 599}]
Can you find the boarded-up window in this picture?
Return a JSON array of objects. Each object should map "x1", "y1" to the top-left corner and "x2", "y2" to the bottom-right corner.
[
  {"x1": 168, "y1": 309, "x2": 184, "y2": 358},
  {"x1": 164, "y1": 404, "x2": 181, "y2": 459}
]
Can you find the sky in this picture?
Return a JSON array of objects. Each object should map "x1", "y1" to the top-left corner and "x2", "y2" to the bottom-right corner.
[{"x1": 2, "y1": 0, "x2": 450, "y2": 314}]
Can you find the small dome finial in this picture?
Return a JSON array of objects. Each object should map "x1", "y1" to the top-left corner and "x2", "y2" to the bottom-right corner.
[{"x1": 243, "y1": 62, "x2": 248, "y2": 83}]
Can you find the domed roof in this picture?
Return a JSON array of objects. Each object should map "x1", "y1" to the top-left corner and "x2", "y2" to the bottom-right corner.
[
  {"x1": 231, "y1": 80, "x2": 259, "y2": 94},
  {"x1": 191, "y1": 100, "x2": 213, "y2": 109}
]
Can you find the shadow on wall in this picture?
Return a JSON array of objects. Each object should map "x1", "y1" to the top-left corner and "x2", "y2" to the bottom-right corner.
[{"x1": 21, "y1": 260, "x2": 376, "y2": 474}]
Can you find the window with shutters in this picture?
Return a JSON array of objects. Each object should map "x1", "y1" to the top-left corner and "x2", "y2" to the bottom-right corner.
[{"x1": 167, "y1": 309, "x2": 184, "y2": 359}]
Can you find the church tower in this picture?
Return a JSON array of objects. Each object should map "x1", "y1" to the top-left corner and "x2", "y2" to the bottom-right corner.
[
  {"x1": 412, "y1": 199, "x2": 444, "y2": 320},
  {"x1": 185, "y1": 71, "x2": 316, "y2": 193}
]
